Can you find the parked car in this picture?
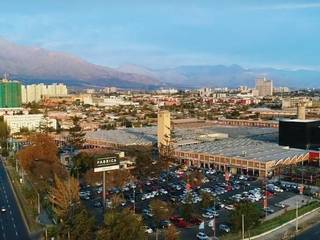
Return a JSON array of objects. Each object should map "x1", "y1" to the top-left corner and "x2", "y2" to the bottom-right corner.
[
  {"x1": 196, "y1": 232, "x2": 209, "y2": 240},
  {"x1": 219, "y1": 224, "x2": 231, "y2": 233}
]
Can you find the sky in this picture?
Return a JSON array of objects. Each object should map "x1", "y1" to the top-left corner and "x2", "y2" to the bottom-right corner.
[{"x1": 0, "y1": 0, "x2": 320, "y2": 69}]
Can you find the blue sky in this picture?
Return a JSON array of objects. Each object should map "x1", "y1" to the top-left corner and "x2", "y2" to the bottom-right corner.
[{"x1": 0, "y1": 0, "x2": 320, "y2": 69}]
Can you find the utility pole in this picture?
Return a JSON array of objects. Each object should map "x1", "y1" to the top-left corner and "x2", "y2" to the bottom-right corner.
[
  {"x1": 103, "y1": 171, "x2": 106, "y2": 209},
  {"x1": 296, "y1": 201, "x2": 299, "y2": 233},
  {"x1": 242, "y1": 214, "x2": 245, "y2": 240},
  {"x1": 37, "y1": 192, "x2": 41, "y2": 215},
  {"x1": 133, "y1": 187, "x2": 136, "y2": 214}
]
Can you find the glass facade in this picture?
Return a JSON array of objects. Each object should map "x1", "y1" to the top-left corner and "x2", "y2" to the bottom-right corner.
[{"x1": 0, "y1": 81, "x2": 22, "y2": 108}]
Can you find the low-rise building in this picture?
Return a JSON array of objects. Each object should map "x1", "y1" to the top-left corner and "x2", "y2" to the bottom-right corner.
[{"x1": 4, "y1": 114, "x2": 57, "y2": 133}]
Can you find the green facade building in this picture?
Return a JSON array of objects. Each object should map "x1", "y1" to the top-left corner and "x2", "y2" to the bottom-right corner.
[{"x1": 0, "y1": 80, "x2": 22, "y2": 108}]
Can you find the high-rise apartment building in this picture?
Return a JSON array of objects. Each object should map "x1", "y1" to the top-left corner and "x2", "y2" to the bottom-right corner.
[
  {"x1": 0, "y1": 79, "x2": 22, "y2": 108},
  {"x1": 255, "y1": 77, "x2": 273, "y2": 97},
  {"x1": 157, "y1": 110, "x2": 171, "y2": 148},
  {"x1": 21, "y1": 83, "x2": 68, "y2": 103}
]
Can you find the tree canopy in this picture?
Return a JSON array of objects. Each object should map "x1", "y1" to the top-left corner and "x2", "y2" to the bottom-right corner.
[
  {"x1": 17, "y1": 133, "x2": 67, "y2": 191},
  {"x1": 97, "y1": 209, "x2": 145, "y2": 240},
  {"x1": 231, "y1": 202, "x2": 262, "y2": 232},
  {"x1": 49, "y1": 175, "x2": 80, "y2": 220}
]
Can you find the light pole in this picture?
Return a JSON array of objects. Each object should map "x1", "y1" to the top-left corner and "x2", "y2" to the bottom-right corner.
[
  {"x1": 103, "y1": 171, "x2": 106, "y2": 209},
  {"x1": 242, "y1": 214, "x2": 245, "y2": 240},
  {"x1": 133, "y1": 186, "x2": 136, "y2": 214},
  {"x1": 296, "y1": 201, "x2": 299, "y2": 233},
  {"x1": 37, "y1": 192, "x2": 41, "y2": 215}
]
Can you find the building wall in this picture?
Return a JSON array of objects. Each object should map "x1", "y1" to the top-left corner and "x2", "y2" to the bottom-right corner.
[
  {"x1": 157, "y1": 110, "x2": 171, "y2": 147},
  {"x1": 0, "y1": 81, "x2": 22, "y2": 108},
  {"x1": 22, "y1": 83, "x2": 68, "y2": 103},
  {"x1": 256, "y1": 77, "x2": 273, "y2": 97},
  {"x1": 3, "y1": 114, "x2": 57, "y2": 133},
  {"x1": 174, "y1": 150, "x2": 269, "y2": 177}
]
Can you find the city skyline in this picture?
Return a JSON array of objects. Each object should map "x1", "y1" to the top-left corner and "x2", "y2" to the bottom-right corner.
[{"x1": 0, "y1": 0, "x2": 319, "y2": 69}]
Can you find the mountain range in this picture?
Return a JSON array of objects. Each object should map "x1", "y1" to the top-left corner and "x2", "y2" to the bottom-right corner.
[{"x1": 0, "y1": 38, "x2": 319, "y2": 89}]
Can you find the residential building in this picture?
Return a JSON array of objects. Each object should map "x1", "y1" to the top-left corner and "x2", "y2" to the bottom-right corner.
[
  {"x1": 255, "y1": 77, "x2": 273, "y2": 97},
  {"x1": 0, "y1": 79, "x2": 22, "y2": 108},
  {"x1": 22, "y1": 83, "x2": 68, "y2": 103},
  {"x1": 3, "y1": 114, "x2": 57, "y2": 133}
]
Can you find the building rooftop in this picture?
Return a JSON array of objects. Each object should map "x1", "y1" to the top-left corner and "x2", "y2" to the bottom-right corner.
[
  {"x1": 177, "y1": 137, "x2": 308, "y2": 163},
  {"x1": 280, "y1": 119, "x2": 320, "y2": 123},
  {"x1": 86, "y1": 124, "x2": 308, "y2": 163}
]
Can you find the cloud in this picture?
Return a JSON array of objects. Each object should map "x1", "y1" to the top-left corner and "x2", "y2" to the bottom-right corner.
[{"x1": 251, "y1": 3, "x2": 320, "y2": 11}]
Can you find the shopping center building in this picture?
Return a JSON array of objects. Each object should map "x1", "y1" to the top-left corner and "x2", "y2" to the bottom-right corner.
[{"x1": 83, "y1": 117, "x2": 310, "y2": 177}]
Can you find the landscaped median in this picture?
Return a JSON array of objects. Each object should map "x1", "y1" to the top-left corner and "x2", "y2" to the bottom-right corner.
[
  {"x1": 5, "y1": 163, "x2": 42, "y2": 233},
  {"x1": 221, "y1": 201, "x2": 320, "y2": 240}
]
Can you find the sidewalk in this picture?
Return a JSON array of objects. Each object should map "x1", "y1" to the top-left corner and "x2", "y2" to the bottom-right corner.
[{"x1": 248, "y1": 207, "x2": 320, "y2": 240}]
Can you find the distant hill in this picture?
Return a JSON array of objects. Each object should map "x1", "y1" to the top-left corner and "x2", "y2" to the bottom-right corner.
[
  {"x1": 0, "y1": 38, "x2": 319, "y2": 89},
  {"x1": 0, "y1": 38, "x2": 160, "y2": 89},
  {"x1": 119, "y1": 64, "x2": 320, "y2": 89}
]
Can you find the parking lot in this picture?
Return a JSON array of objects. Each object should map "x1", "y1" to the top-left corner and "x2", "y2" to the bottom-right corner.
[{"x1": 78, "y1": 166, "x2": 307, "y2": 239}]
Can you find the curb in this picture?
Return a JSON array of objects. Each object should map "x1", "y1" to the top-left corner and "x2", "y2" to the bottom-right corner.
[
  {"x1": 244, "y1": 205, "x2": 320, "y2": 240},
  {"x1": 3, "y1": 162, "x2": 32, "y2": 234}
]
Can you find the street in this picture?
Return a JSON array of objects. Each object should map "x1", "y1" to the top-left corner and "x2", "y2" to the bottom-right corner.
[
  {"x1": 0, "y1": 160, "x2": 30, "y2": 240},
  {"x1": 297, "y1": 223, "x2": 320, "y2": 240}
]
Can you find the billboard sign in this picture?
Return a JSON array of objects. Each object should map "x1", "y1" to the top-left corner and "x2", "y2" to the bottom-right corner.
[{"x1": 94, "y1": 157, "x2": 120, "y2": 172}]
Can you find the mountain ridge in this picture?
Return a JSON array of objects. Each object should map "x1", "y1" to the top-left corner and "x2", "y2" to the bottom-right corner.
[{"x1": 1, "y1": 38, "x2": 319, "y2": 89}]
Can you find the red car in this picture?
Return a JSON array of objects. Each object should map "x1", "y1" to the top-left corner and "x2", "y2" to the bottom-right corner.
[
  {"x1": 170, "y1": 216, "x2": 188, "y2": 228},
  {"x1": 175, "y1": 219, "x2": 188, "y2": 228},
  {"x1": 189, "y1": 217, "x2": 202, "y2": 225}
]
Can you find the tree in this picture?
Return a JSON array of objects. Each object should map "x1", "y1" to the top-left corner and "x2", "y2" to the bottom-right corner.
[
  {"x1": 164, "y1": 225, "x2": 180, "y2": 240},
  {"x1": 0, "y1": 119, "x2": 9, "y2": 141},
  {"x1": 68, "y1": 116, "x2": 85, "y2": 151},
  {"x1": 150, "y1": 199, "x2": 172, "y2": 240},
  {"x1": 200, "y1": 191, "x2": 215, "y2": 209},
  {"x1": 179, "y1": 193, "x2": 194, "y2": 221},
  {"x1": 231, "y1": 202, "x2": 262, "y2": 232},
  {"x1": 59, "y1": 207, "x2": 96, "y2": 240},
  {"x1": 84, "y1": 168, "x2": 132, "y2": 189},
  {"x1": 186, "y1": 170, "x2": 204, "y2": 188},
  {"x1": 97, "y1": 209, "x2": 145, "y2": 240},
  {"x1": 131, "y1": 148, "x2": 159, "y2": 180},
  {"x1": 17, "y1": 133, "x2": 67, "y2": 192},
  {"x1": 49, "y1": 175, "x2": 80, "y2": 220},
  {"x1": 39, "y1": 108, "x2": 54, "y2": 133},
  {"x1": 70, "y1": 152, "x2": 95, "y2": 178},
  {"x1": 0, "y1": 120, "x2": 9, "y2": 156}
]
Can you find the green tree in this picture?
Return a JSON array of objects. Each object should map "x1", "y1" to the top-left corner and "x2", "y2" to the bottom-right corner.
[
  {"x1": 97, "y1": 209, "x2": 145, "y2": 240},
  {"x1": 231, "y1": 202, "x2": 262, "y2": 232},
  {"x1": 70, "y1": 152, "x2": 95, "y2": 178},
  {"x1": 131, "y1": 147, "x2": 159, "y2": 180},
  {"x1": 59, "y1": 207, "x2": 96, "y2": 240},
  {"x1": 200, "y1": 191, "x2": 214, "y2": 209},
  {"x1": 179, "y1": 193, "x2": 194, "y2": 221},
  {"x1": 0, "y1": 120, "x2": 9, "y2": 156},
  {"x1": 68, "y1": 116, "x2": 85, "y2": 151},
  {"x1": 150, "y1": 199, "x2": 172, "y2": 240}
]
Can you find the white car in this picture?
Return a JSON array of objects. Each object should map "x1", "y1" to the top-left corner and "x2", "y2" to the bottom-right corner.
[
  {"x1": 196, "y1": 232, "x2": 209, "y2": 240},
  {"x1": 202, "y1": 212, "x2": 214, "y2": 219},
  {"x1": 225, "y1": 205, "x2": 235, "y2": 210},
  {"x1": 219, "y1": 224, "x2": 230, "y2": 233},
  {"x1": 1, "y1": 207, "x2": 6, "y2": 213},
  {"x1": 144, "y1": 226, "x2": 153, "y2": 234}
]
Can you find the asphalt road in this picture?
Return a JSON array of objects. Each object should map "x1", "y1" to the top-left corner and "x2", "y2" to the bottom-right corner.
[
  {"x1": 297, "y1": 223, "x2": 320, "y2": 240},
  {"x1": 0, "y1": 160, "x2": 30, "y2": 240}
]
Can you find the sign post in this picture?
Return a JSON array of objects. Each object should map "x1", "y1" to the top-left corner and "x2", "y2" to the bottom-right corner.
[{"x1": 94, "y1": 157, "x2": 120, "y2": 209}]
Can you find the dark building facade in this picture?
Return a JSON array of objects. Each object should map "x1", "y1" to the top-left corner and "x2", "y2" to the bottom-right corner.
[{"x1": 279, "y1": 119, "x2": 320, "y2": 150}]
